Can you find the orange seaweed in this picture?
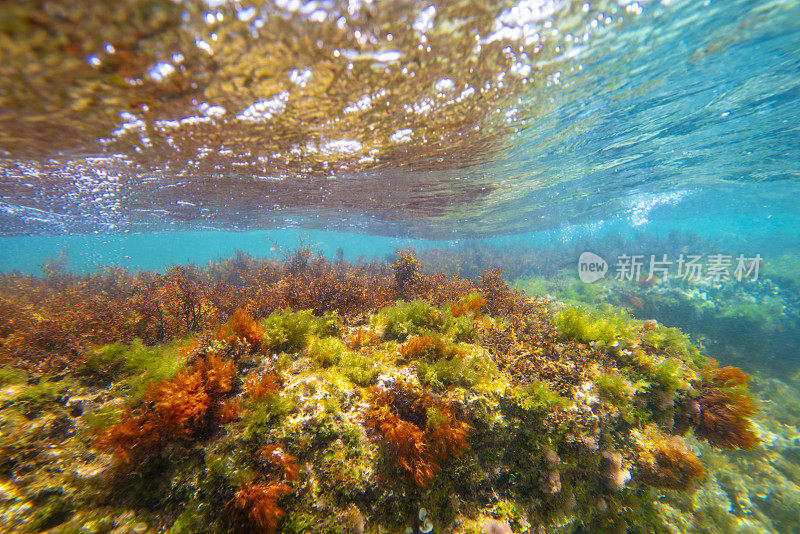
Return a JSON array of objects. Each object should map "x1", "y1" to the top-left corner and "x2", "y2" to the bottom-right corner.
[
  {"x1": 450, "y1": 294, "x2": 486, "y2": 318},
  {"x1": 690, "y1": 364, "x2": 759, "y2": 449},
  {"x1": 344, "y1": 326, "x2": 380, "y2": 349},
  {"x1": 393, "y1": 250, "x2": 421, "y2": 296},
  {"x1": 398, "y1": 333, "x2": 464, "y2": 360},
  {"x1": 258, "y1": 445, "x2": 300, "y2": 481},
  {"x1": 218, "y1": 308, "x2": 265, "y2": 349},
  {"x1": 398, "y1": 334, "x2": 441, "y2": 359},
  {"x1": 230, "y1": 481, "x2": 293, "y2": 534},
  {"x1": 218, "y1": 399, "x2": 241, "y2": 423},
  {"x1": 426, "y1": 405, "x2": 470, "y2": 461},
  {"x1": 638, "y1": 435, "x2": 706, "y2": 490},
  {"x1": 706, "y1": 366, "x2": 751, "y2": 388},
  {"x1": 626, "y1": 295, "x2": 645, "y2": 310},
  {"x1": 96, "y1": 352, "x2": 236, "y2": 464},
  {"x1": 244, "y1": 372, "x2": 281, "y2": 400},
  {"x1": 694, "y1": 387, "x2": 759, "y2": 449},
  {"x1": 365, "y1": 381, "x2": 470, "y2": 487}
]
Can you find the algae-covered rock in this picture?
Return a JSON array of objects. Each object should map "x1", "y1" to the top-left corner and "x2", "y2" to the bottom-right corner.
[{"x1": 0, "y1": 252, "x2": 774, "y2": 533}]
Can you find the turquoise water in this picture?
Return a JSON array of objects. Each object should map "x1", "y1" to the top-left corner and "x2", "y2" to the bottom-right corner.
[{"x1": 2, "y1": 186, "x2": 800, "y2": 275}]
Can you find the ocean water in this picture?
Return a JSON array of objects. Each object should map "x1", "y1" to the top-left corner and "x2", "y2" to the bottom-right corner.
[{"x1": 2, "y1": 0, "x2": 800, "y2": 532}]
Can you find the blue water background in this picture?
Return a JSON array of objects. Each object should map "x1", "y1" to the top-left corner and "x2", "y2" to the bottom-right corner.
[
  {"x1": 1, "y1": 0, "x2": 800, "y2": 273},
  {"x1": 3, "y1": 184, "x2": 800, "y2": 275}
]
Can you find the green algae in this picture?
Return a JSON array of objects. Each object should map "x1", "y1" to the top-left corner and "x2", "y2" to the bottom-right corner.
[
  {"x1": 81, "y1": 338, "x2": 187, "y2": 400},
  {"x1": 555, "y1": 304, "x2": 636, "y2": 346},
  {"x1": 0, "y1": 365, "x2": 27, "y2": 386},
  {"x1": 649, "y1": 357, "x2": 686, "y2": 392},
  {"x1": 3, "y1": 373, "x2": 73, "y2": 419},
  {"x1": 169, "y1": 506, "x2": 209, "y2": 534},
  {"x1": 594, "y1": 370, "x2": 643, "y2": 405},
  {"x1": 379, "y1": 299, "x2": 445, "y2": 340},
  {"x1": 379, "y1": 299, "x2": 484, "y2": 344},
  {"x1": 240, "y1": 392, "x2": 297, "y2": 444},
  {"x1": 514, "y1": 379, "x2": 570, "y2": 413},
  {"x1": 555, "y1": 303, "x2": 708, "y2": 398},
  {"x1": 513, "y1": 276, "x2": 551, "y2": 298},
  {"x1": 519, "y1": 249, "x2": 800, "y2": 381},
  {"x1": 205, "y1": 451, "x2": 254, "y2": 488},
  {"x1": 337, "y1": 350, "x2": 383, "y2": 387},
  {"x1": 264, "y1": 309, "x2": 326, "y2": 353},
  {"x1": 28, "y1": 494, "x2": 75, "y2": 532},
  {"x1": 641, "y1": 325, "x2": 704, "y2": 368},
  {"x1": 416, "y1": 349, "x2": 498, "y2": 392},
  {"x1": 308, "y1": 336, "x2": 347, "y2": 368}
]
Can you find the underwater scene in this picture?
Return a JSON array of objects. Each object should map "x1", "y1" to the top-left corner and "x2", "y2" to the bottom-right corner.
[{"x1": 2, "y1": 0, "x2": 800, "y2": 533}]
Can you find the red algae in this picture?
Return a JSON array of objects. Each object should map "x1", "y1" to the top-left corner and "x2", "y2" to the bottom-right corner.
[
  {"x1": 244, "y1": 372, "x2": 281, "y2": 400},
  {"x1": 219, "y1": 308, "x2": 266, "y2": 349},
  {"x1": 366, "y1": 380, "x2": 470, "y2": 487},
  {"x1": 693, "y1": 365, "x2": 760, "y2": 450},
  {"x1": 96, "y1": 352, "x2": 236, "y2": 464},
  {"x1": 230, "y1": 481, "x2": 293, "y2": 534}
]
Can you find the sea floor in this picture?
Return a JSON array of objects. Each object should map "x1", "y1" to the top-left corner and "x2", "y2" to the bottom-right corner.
[{"x1": 0, "y1": 250, "x2": 794, "y2": 534}]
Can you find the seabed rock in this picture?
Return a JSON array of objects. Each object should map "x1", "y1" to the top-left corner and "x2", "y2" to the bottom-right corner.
[{"x1": 0, "y1": 253, "x2": 789, "y2": 533}]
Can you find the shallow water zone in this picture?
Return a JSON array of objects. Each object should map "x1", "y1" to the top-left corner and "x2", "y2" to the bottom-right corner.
[{"x1": 1, "y1": 1, "x2": 800, "y2": 533}]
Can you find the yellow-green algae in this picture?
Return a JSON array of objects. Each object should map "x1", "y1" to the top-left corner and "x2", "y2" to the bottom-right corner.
[{"x1": 0, "y1": 297, "x2": 771, "y2": 534}]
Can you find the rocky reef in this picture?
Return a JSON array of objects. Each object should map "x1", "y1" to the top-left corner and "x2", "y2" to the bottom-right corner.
[{"x1": 0, "y1": 251, "x2": 767, "y2": 533}]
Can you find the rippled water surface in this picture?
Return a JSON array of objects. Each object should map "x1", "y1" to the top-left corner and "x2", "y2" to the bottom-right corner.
[{"x1": 1, "y1": 0, "x2": 797, "y2": 239}]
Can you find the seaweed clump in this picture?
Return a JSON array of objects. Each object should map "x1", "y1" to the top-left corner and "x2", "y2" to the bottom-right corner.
[
  {"x1": 366, "y1": 380, "x2": 469, "y2": 487},
  {"x1": 230, "y1": 446, "x2": 299, "y2": 534},
  {"x1": 96, "y1": 352, "x2": 236, "y2": 464},
  {"x1": 634, "y1": 426, "x2": 706, "y2": 491},
  {"x1": 218, "y1": 308, "x2": 265, "y2": 349},
  {"x1": 693, "y1": 366, "x2": 760, "y2": 449},
  {"x1": 230, "y1": 481, "x2": 293, "y2": 534}
]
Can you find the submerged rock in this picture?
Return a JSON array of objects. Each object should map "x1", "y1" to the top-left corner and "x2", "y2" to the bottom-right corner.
[
  {"x1": 0, "y1": 252, "x2": 771, "y2": 533},
  {"x1": 480, "y1": 518, "x2": 512, "y2": 534},
  {"x1": 601, "y1": 451, "x2": 631, "y2": 492}
]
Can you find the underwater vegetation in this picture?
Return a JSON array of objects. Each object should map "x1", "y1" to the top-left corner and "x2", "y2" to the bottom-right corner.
[
  {"x1": 632, "y1": 426, "x2": 706, "y2": 492},
  {"x1": 0, "y1": 250, "x2": 767, "y2": 533},
  {"x1": 452, "y1": 231, "x2": 800, "y2": 380},
  {"x1": 95, "y1": 351, "x2": 238, "y2": 464},
  {"x1": 230, "y1": 445, "x2": 299, "y2": 534},
  {"x1": 693, "y1": 366, "x2": 759, "y2": 450},
  {"x1": 365, "y1": 379, "x2": 470, "y2": 487},
  {"x1": 0, "y1": 247, "x2": 453, "y2": 372},
  {"x1": 230, "y1": 481, "x2": 293, "y2": 534}
]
